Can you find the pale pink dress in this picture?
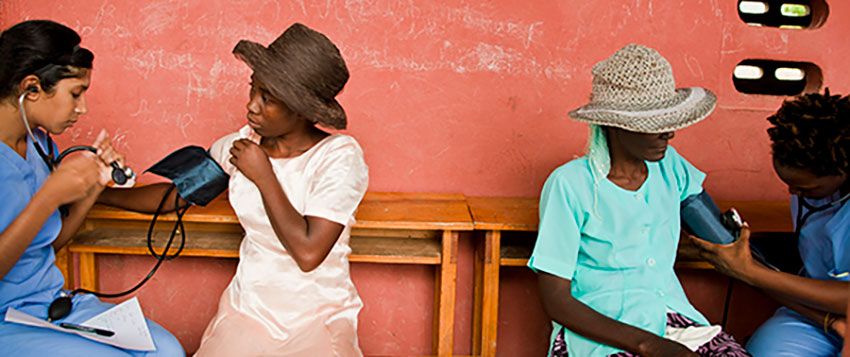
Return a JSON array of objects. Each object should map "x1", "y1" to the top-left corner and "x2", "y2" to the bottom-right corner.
[{"x1": 195, "y1": 126, "x2": 368, "y2": 356}]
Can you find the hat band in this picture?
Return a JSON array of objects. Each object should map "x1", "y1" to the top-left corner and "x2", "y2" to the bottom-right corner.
[{"x1": 575, "y1": 88, "x2": 707, "y2": 118}]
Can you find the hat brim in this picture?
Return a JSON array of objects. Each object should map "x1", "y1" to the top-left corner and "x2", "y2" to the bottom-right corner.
[
  {"x1": 568, "y1": 87, "x2": 717, "y2": 134},
  {"x1": 233, "y1": 40, "x2": 347, "y2": 130}
]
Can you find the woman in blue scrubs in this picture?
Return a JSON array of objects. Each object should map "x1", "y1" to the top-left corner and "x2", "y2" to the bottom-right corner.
[
  {"x1": 695, "y1": 91, "x2": 850, "y2": 356},
  {"x1": 0, "y1": 20, "x2": 184, "y2": 356}
]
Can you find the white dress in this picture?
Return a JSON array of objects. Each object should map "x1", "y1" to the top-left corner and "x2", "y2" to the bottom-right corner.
[{"x1": 195, "y1": 126, "x2": 368, "y2": 356}]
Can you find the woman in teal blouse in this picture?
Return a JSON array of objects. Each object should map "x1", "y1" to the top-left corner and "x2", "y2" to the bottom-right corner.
[{"x1": 529, "y1": 44, "x2": 749, "y2": 356}]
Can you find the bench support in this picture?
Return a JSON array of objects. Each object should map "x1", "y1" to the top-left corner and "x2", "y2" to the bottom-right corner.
[
  {"x1": 434, "y1": 230, "x2": 459, "y2": 356},
  {"x1": 473, "y1": 230, "x2": 501, "y2": 357}
]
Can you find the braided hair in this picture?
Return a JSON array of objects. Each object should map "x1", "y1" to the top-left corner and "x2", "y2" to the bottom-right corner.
[
  {"x1": 0, "y1": 20, "x2": 94, "y2": 100},
  {"x1": 767, "y1": 89, "x2": 850, "y2": 177}
]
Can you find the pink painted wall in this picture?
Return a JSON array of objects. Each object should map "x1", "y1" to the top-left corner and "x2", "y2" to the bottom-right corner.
[{"x1": 4, "y1": 0, "x2": 850, "y2": 355}]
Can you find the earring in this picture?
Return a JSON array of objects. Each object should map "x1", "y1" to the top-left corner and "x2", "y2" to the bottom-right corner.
[{"x1": 74, "y1": 108, "x2": 83, "y2": 114}]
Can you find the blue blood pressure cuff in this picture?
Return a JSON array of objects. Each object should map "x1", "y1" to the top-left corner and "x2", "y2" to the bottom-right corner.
[
  {"x1": 682, "y1": 190, "x2": 803, "y2": 273},
  {"x1": 146, "y1": 146, "x2": 229, "y2": 206},
  {"x1": 681, "y1": 190, "x2": 738, "y2": 244}
]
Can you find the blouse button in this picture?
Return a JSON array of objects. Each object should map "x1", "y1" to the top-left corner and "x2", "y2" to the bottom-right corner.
[{"x1": 647, "y1": 258, "x2": 656, "y2": 267}]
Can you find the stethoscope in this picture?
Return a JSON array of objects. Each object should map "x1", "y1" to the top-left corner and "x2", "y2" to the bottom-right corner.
[
  {"x1": 18, "y1": 87, "x2": 187, "y2": 321},
  {"x1": 794, "y1": 191, "x2": 850, "y2": 279},
  {"x1": 18, "y1": 87, "x2": 135, "y2": 185}
]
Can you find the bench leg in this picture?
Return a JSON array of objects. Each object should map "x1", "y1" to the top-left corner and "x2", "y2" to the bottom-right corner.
[
  {"x1": 480, "y1": 230, "x2": 501, "y2": 357},
  {"x1": 473, "y1": 233, "x2": 484, "y2": 356},
  {"x1": 434, "y1": 230, "x2": 458, "y2": 356},
  {"x1": 55, "y1": 246, "x2": 73, "y2": 290},
  {"x1": 78, "y1": 252, "x2": 98, "y2": 292}
]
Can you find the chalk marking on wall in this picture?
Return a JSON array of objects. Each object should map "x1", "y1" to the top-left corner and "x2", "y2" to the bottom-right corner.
[
  {"x1": 186, "y1": 72, "x2": 216, "y2": 106},
  {"x1": 140, "y1": 1, "x2": 182, "y2": 36},
  {"x1": 110, "y1": 127, "x2": 130, "y2": 152},
  {"x1": 719, "y1": 26, "x2": 744, "y2": 55},
  {"x1": 291, "y1": 0, "x2": 308, "y2": 16},
  {"x1": 125, "y1": 48, "x2": 197, "y2": 79},
  {"x1": 78, "y1": 1, "x2": 113, "y2": 37},
  {"x1": 709, "y1": 0, "x2": 723, "y2": 18},
  {"x1": 442, "y1": 5, "x2": 542, "y2": 49},
  {"x1": 129, "y1": 99, "x2": 151, "y2": 120},
  {"x1": 683, "y1": 55, "x2": 705, "y2": 80},
  {"x1": 176, "y1": 113, "x2": 194, "y2": 138},
  {"x1": 75, "y1": 1, "x2": 131, "y2": 39},
  {"x1": 342, "y1": 42, "x2": 574, "y2": 80}
]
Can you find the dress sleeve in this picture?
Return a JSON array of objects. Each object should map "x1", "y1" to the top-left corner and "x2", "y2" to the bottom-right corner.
[
  {"x1": 528, "y1": 169, "x2": 583, "y2": 281},
  {"x1": 666, "y1": 146, "x2": 707, "y2": 201},
  {"x1": 303, "y1": 137, "x2": 369, "y2": 226},
  {"x1": 208, "y1": 132, "x2": 240, "y2": 176}
]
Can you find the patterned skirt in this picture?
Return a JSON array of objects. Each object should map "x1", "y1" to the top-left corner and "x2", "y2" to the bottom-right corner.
[{"x1": 552, "y1": 312, "x2": 751, "y2": 356}]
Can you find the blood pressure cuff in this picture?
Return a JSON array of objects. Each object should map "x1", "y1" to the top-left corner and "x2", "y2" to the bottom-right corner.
[
  {"x1": 681, "y1": 190, "x2": 801, "y2": 273},
  {"x1": 681, "y1": 190, "x2": 737, "y2": 244},
  {"x1": 146, "y1": 146, "x2": 229, "y2": 206}
]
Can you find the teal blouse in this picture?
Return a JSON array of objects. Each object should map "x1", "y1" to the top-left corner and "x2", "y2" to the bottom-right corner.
[{"x1": 529, "y1": 146, "x2": 710, "y2": 356}]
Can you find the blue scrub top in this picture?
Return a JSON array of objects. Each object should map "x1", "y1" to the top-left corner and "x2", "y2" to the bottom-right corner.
[
  {"x1": 0, "y1": 130, "x2": 65, "y2": 318},
  {"x1": 792, "y1": 194, "x2": 850, "y2": 281},
  {"x1": 529, "y1": 146, "x2": 709, "y2": 356}
]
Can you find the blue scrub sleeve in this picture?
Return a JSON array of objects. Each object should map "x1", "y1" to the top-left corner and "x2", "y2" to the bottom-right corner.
[
  {"x1": 528, "y1": 170, "x2": 582, "y2": 280},
  {"x1": 825, "y1": 210, "x2": 850, "y2": 280}
]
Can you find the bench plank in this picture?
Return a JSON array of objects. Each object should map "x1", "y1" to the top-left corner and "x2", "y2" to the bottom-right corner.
[
  {"x1": 84, "y1": 192, "x2": 474, "y2": 231},
  {"x1": 69, "y1": 229, "x2": 442, "y2": 265},
  {"x1": 467, "y1": 197, "x2": 538, "y2": 231},
  {"x1": 467, "y1": 196, "x2": 793, "y2": 236}
]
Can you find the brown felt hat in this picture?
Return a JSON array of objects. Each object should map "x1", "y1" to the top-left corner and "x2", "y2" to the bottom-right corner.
[{"x1": 233, "y1": 23, "x2": 349, "y2": 129}]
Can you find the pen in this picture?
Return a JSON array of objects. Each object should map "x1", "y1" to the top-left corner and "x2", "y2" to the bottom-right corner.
[{"x1": 59, "y1": 322, "x2": 115, "y2": 337}]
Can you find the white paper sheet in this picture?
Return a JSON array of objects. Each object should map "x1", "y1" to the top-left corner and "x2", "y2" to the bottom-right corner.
[{"x1": 4, "y1": 297, "x2": 155, "y2": 351}]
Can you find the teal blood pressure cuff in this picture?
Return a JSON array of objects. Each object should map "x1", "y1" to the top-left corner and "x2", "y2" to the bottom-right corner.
[{"x1": 146, "y1": 146, "x2": 228, "y2": 206}]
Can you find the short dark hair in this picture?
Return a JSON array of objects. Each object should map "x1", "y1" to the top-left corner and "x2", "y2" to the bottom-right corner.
[
  {"x1": 767, "y1": 90, "x2": 850, "y2": 177},
  {"x1": 0, "y1": 20, "x2": 94, "y2": 99}
]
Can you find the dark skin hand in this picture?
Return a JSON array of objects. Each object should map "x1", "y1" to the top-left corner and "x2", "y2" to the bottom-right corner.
[
  {"x1": 690, "y1": 227, "x2": 849, "y2": 314},
  {"x1": 536, "y1": 127, "x2": 696, "y2": 356},
  {"x1": 538, "y1": 273, "x2": 696, "y2": 357},
  {"x1": 229, "y1": 138, "x2": 344, "y2": 272},
  {"x1": 692, "y1": 230, "x2": 847, "y2": 336}
]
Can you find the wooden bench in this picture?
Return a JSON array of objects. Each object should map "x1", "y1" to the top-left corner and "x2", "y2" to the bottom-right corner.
[
  {"x1": 59, "y1": 192, "x2": 473, "y2": 357},
  {"x1": 467, "y1": 196, "x2": 792, "y2": 357}
]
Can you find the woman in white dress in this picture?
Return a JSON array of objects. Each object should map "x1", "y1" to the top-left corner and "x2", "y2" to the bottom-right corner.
[
  {"x1": 100, "y1": 22, "x2": 368, "y2": 356},
  {"x1": 194, "y1": 23, "x2": 368, "y2": 356}
]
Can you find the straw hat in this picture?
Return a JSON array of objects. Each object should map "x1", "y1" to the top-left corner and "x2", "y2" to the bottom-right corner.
[
  {"x1": 568, "y1": 44, "x2": 716, "y2": 133},
  {"x1": 233, "y1": 23, "x2": 349, "y2": 129}
]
